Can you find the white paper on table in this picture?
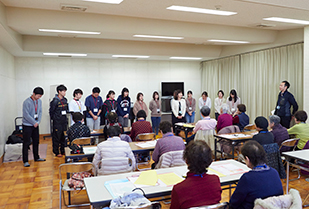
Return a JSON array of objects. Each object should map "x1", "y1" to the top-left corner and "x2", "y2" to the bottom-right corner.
[
  {"x1": 109, "y1": 181, "x2": 136, "y2": 197},
  {"x1": 136, "y1": 141, "x2": 157, "y2": 148},
  {"x1": 210, "y1": 162, "x2": 247, "y2": 176},
  {"x1": 218, "y1": 134, "x2": 237, "y2": 139},
  {"x1": 175, "y1": 122, "x2": 185, "y2": 126},
  {"x1": 83, "y1": 147, "x2": 97, "y2": 154}
]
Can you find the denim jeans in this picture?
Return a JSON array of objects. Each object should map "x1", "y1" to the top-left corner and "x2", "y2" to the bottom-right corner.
[
  {"x1": 151, "y1": 117, "x2": 161, "y2": 135},
  {"x1": 185, "y1": 112, "x2": 195, "y2": 123}
]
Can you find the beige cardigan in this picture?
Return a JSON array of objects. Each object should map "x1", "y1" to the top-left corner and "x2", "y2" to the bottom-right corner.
[
  {"x1": 133, "y1": 101, "x2": 148, "y2": 116},
  {"x1": 149, "y1": 99, "x2": 161, "y2": 117}
]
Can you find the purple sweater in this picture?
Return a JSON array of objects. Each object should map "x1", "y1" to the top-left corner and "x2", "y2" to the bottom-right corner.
[
  {"x1": 271, "y1": 124, "x2": 290, "y2": 150},
  {"x1": 217, "y1": 113, "x2": 233, "y2": 132},
  {"x1": 152, "y1": 132, "x2": 185, "y2": 163}
]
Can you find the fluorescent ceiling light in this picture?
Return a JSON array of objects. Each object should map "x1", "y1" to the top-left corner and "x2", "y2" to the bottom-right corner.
[
  {"x1": 167, "y1": 5, "x2": 237, "y2": 16},
  {"x1": 208, "y1": 39, "x2": 249, "y2": 44},
  {"x1": 170, "y1": 57, "x2": 202, "y2": 60},
  {"x1": 39, "y1": 29, "x2": 101, "y2": 35},
  {"x1": 112, "y1": 55, "x2": 149, "y2": 58},
  {"x1": 83, "y1": 0, "x2": 123, "y2": 4},
  {"x1": 263, "y1": 17, "x2": 309, "y2": 25},
  {"x1": 133, "y1": 34, "x2": 184, "y2": 40},
  {"x1": 43, "y1": 53, "x2": 87, "y2": 57}
]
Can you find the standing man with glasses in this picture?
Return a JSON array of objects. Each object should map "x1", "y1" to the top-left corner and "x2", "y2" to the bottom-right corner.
[{"x1": 274, "y1": 81, "x2": 298, "y2": 128}]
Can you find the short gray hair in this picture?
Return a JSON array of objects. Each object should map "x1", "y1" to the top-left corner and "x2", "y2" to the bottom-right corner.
[
  {"x1": 269, "y1": 115, "x2": 280, "y2": 125},
  {"x1": 201, "y1": 106, "x2": 211, "y2": 117},
  {"x1": 221, "y1": 104, "x2": 229, "y2": 114}
]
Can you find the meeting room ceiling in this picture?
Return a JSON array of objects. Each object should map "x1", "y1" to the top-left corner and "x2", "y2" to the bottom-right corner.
[{"x1": 0, "y1": 0, "x2": 308, "y2": 60}]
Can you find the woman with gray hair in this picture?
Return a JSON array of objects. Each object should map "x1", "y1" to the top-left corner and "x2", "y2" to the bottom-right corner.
[
  {"x1": 269, "y1": 115, "x2": 289, "y2": 148},
  {"x1": 216, "y1": 104, "x2": 233, "y2": 131}
]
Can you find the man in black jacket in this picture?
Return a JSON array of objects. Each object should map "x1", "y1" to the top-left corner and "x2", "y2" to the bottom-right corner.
[
  {"x1": 274, "y1": 81, "x2": 298, "y2": 128},
  {"x1": 49, "y1": 85, "x2": 68, "y2": 157}
]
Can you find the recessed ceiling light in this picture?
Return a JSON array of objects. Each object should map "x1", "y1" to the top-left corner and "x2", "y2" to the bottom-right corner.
[
  {"x1": 112, "y1": 55, "x2": 150, "y2": 58},
  {"x1": 263, "y1": 17, "x2": 309, "y2": 25},
  {"x1": 43, "y1": 53, "x2": 87, "y2": 56},
  {"x1": 133, "y1": 35, "x2": 184, "y2": 40},
  {"x1": 39, "y1": 29, "x2": 101, "y2": 35},
  {"x1": 83, "y1": 0, "x2": 123, "y2": 4},
  {"x1": 166, "y1": 5, "x2": 237, "y2": 16},
  {"x1": 170, "y1": 57, "x2": 202, "y2": 60},
  {"x1": 208, "y1": 39, "x2": 249, "y2": 44}
]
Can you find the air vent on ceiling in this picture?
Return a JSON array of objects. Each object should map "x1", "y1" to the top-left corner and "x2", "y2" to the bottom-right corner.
[
  {"x1": 255, "y1": 23, "x2": 276, "y2": 28},
  {"x1": 61, "y1": 5, "x2": 87, "y2": 12}
]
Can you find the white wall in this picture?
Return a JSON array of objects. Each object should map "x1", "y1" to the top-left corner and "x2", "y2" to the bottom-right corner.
[
  {"x1": 15, "y1": 58, "x2": 201, "y2": 134},
  {"x1": 0, "y1": 45, "x2": 16, "y2": 158}
]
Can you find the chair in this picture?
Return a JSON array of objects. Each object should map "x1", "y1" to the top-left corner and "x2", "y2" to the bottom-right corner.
[
  {"x1": 254, "y1": 188, "x2": 302, "y2": 209},
  {"x1": 194, "y1": 129, "x2": 216, "y2": 151},
  {"x1": 189, "y1": 202, "x2": 228, "y2": 209},
  {"x1": 136, "y1": 133, "x2": 156, "y2": 141},
  {"x1": 243, "y1": 124, "x2": 256, "y2": 131},
  {"x1": 262, "y1": 143, "x2": 286, "y2": 179},
  {"x1": 279, "y1": 138, "x2": 299, "y2": 152},
  {"x1": 155, "y1": 150, "x2": 186, "y2": 169},
  {"x1": 71, "y1": 137, "x2": 92, "y2": 146},
  {"x1": 59, "y1": 162, "x2": 96, "y2": 209},
  {"x1": 97, "y1": 157, "x2": 134, "y2": 175},
  {"x1": 217, "y1": 125, "x2": 241, "y2": 158}
]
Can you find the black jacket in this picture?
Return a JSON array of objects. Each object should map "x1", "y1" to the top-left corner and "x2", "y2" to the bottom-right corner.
[
  {"x1": 253, "y1": 131, "x2": 274, "y2": 145},
  {"x1": 275, "y1": 91, "x2": 298, "y2": 117},
  {"x1": 49, "y1": 95, "x2": 68, "y2": 125}
]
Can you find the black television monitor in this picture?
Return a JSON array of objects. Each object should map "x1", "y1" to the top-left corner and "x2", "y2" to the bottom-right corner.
[{"x1": 161, "y1": 82, "x2": 184, "y2": 97}]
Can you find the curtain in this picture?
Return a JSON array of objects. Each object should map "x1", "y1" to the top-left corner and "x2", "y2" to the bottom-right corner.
[
  {"x1": 201, "y1": 43, "x2": 303, "y2": 123},
  {"x1": 201, "y1": 56, "x2": 240, "y2": 117}
]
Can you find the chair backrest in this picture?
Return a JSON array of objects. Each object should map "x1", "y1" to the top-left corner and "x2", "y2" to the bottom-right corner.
[
  {"x1": 243, "y1": 124, "x2": 256, "y2": 131},
  {"x1": 136, "y1": 133, "x2": 155, "y2": 141},
  {"x1": 194, "y1": 129, "x2": 216, "y2": 151},
  {"x1": 120, "y1": 134, "x2": 132, "y2": 143},
  {"x1": 217, "y1": 125, "x2": 240, "y2": 134},
  {"x1": 279, "y1": 138, "x2": 299, "y2": 151},
  {"x1": 71, "y1": 137, "x2": 92, "y2": 146},
  {"x1": 98, "y1": 157, "x2": 134, "y2": 175},
  {"x1": 189, "y1": 202, "x2": 228, "y2": 209},
  {"x1": 262, "y1": 143, "x2": 286, "y2": 179},
  {"x1": 155, "y1": 150, "x2": 186, "y2": 169},
  {"x1": 59, "y1": 162, "x2": 96, "y2": 185}
]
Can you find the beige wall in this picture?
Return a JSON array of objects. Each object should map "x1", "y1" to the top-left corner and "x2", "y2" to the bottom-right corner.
[
  {"x1": 0, "y1": 45, "x2": 16, "y2": 158},
  {"x1": 15, "y1": 58, "x2": 201, "y2": 134}
]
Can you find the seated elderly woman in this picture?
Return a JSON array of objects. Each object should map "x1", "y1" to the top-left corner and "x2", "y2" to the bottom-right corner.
[
  {"x1": 92, "y1": 126, "x2": 136, "y2": 174},
  {"x1": 216, "y1": 103, "x2": 233, "y2": 132},
  {"x1": 170, "y1": 140, "x2": 222, "y2": 209},
  {"x1": 269, "y1": 115, "x2": 289, "y2": 149},
  {"x1": 229, "y1": 140, "x2": 283, "y2": 209}
]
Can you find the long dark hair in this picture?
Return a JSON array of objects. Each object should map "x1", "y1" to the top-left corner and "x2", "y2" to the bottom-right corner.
[
  {"x1": 106, "y1": 90, "x2": 115, "y2": 99},
  {"x1": 121, "y1": 87, "x2": 129, "y2": 98},
  {"x1": 152, "y1": 91, "x2": 159, "y2": 100},
  {"x1": 228, "y1": 89, "x2": 238, "y2": 102}
]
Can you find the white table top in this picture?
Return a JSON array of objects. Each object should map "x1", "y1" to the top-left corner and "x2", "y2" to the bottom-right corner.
[
  {"x1": 84, "y1": 159, "x2": 249, "y2": 206},
  {"x1": 282, "y1": 149, "x2": 309, "y2": 162}
]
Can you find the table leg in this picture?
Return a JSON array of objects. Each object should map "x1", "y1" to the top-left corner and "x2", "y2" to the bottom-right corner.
[
  {"x1": 229, "y1": 184, "x2": 231, "y2": 198},
  {"x1": 232, "y1": 143, "x2": 235, "y2": 160},
  {"x1": 214, "y1": 138, "x2": 218, "y2": 161},
  {"x1": 286, "y1": 161, "x2": 290, "y2": 194}
]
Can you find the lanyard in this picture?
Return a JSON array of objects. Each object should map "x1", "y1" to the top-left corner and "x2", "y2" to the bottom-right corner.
[
  {"x1": 31, "y1": 97, "x2": 38, "y2": 114},
  {"x1": 92, "y1": 96, "x2": 98, "y2": 108},
  {"x1": 203, "y1": 98, "x2": 207, "y2": 106},
  {"x1": 164, "y1": 134, "x2": 174, "y2": 137},
  {"x1": 218, "y1": 98, "x2": 222, "y2": 106},
  {"x1": 155, "y1": 100, "x2": 159, "y2": 108},
  {"x1": 260, "y1": 130, "x2": 268, "y2": 133},
  {"x1": 138, "y1": 119, "x2": 145, "y2": 121},
  {"x1": 193, "y1": 173, "x2": 205, "y2": 178},
  {"x1": 188, "y1": 98, "x2": 192, "y2": 107},
  {"x1": 109, "y1": 99, "x2": 115, "y2": 110},
  {"x1": 74, "y1": 99, "x2": 81, "y2": 111},
  {"x1": 58, "y1": 96, "x2": 65, "y2": 110}
]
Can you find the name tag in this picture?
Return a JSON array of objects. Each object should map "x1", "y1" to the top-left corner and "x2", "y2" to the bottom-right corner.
[
  {"x1": 34, "y1": 114, "x2": 38, "y2": 120},
  {"x1": 111, "y1": 110, "x2": 116, "y2": 113},
  {"x1": 93, "y1": 108, "x2": 98, "y2": 113},
  {"x1": 157, "y1": 109, "x2": 160, "y2": 113},
  {"x1": 124, "y1": 108, "x2": 128, "y2": 111},
  {"x1": 189, "y1": 107, "x2": 192, "y2": 111},
  {"x1": 231, "y1": 108, "x2": 235, "y2": 112},
  {"x1": 179, "y1": 111, "x2": 182, "y2": 114},
  {"x1": 61, "y1": 110, "x2": 67, "y2": 115}
]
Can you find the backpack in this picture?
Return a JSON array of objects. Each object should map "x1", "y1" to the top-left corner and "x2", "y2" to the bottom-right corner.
[{"x1": 7, "y1": 130, "x2": 23, "y2": 144}]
